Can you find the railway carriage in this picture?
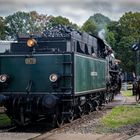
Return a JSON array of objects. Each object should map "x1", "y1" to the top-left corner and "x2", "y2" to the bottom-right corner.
[{"x1": 0, "y1": 25, "x2": 121, "y2": 126}]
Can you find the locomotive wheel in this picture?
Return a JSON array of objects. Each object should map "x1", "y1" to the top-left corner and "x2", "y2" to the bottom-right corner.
[
  {"x1": 13, "y1": 107, "x2": 25, "y2": 126},
  {"x1": 98, "y1": 100, "x2": 104, "y2": 110},
  {"x1": 95, "y1": 106, "x2": 99, "y2": 111},
  {"x1": 108, "y1": 93, "x2": 113, "y2": 102},
  {"x1": 52, "y1": 112, "x2": 64, "y2": 128},
  {"x1": 56, "y1": 114, "x2": 64, "y2": 127},
  {"x1": 105, "y1": 93, "x2": 110, "y2": 103},
  {"x1": 67, "y1": 110, "x2": 75, "y2": 123},
  {"x1": 98, "y1": 105, "x2": 104, "y2": 110},
  {"x1": 20, "y1": 107, "x2": 25, "y2": 125},
  {"x1": 86, "y1": 102, "x2": 93, "y2": 114},
  {"x1": 30, "y1": 114, "x2": 38, "y2": 123},
  {"x1": 77, "y1": 106, "x2": 84, "y2": 118},
  {"x1": 92, "y1": 100, "x2": 99, "y2": 111},
  {"x1": 67, "y1": 115, "x2": 74, "y2": 123}
]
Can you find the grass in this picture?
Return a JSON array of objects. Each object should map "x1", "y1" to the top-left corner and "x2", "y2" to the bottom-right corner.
[
  {"x1": 0, "y1": 113, "x2": 11, "y2": 128},
  {"x1": 101, "y1": 105, "x2": 140, "y2": 129},
  {"x1": 122, "y1": 90, "x2": 133, "y2": 97}
]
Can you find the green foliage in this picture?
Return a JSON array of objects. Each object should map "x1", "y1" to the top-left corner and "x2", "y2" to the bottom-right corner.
[
  {"x1": 105, "y1": 30, "x2": 116, "y2": 48},
  {"x1": 101, "y1": 105, "x2": 140, "y2": 128},
  {"x1": 106, "y1": 12, "x2": 140, "y2": 72},
  {"x1": 5, "y1": 11, "x2": 51, "y2": 39},
  {"x1": 81, "y1": 18, "x2": 97, "y2": 35},
  {"x1": 122, "y1": 90, "x2": 132, "y2": 97},
  {"x1": 118, "y1": 36, "x2": 136, "y2": 71},
  {"x1": 50, "y1": 16, "x2": 79, "y2": 29},
  {"x1": 89, "y1": 13, "x2": 111, "y2": 30},
  {"x1": 0, "y1": 114, "x2": 11, "y2": 128},
  {"x1": 29, "y1": 11, "x2": 52, "y2": 31},
  {"x1": 119, "y1": 12, "x2": 140, "y2": 38},
  {"x1": 117, "y1": 12, "x2": 140, "y2": 72},
  {"x1": 50, "y1": 16, "x2": 70, "y2": 26},
  {"x1": 5, "y1": 11, "x2": 34, "y2": 39},
  {"x1": 82, "y1": 13, "x2": 111, "y2": 40},
  {"x1": 1, "y1": 11, "x2": 78, "y2": 40},
  {"x1": 0, "y1": 17, "x2": 7, "y2": 40},
  {"x1": 106, "y1": 21, "x2": 120, "y2": 50}
]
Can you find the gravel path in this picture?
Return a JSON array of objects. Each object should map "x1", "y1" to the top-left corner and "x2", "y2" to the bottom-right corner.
[
  {"x1": 0, "y1": 133, "x2": 40, "y2": 140},
  {"x1": 33, "y1": 94, "x2": 140, "y2": 140}
]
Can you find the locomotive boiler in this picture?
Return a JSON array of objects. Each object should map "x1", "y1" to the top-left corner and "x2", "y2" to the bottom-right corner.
[{"x1": 0, "y1": 25, "x2": 121, "y2": 127}]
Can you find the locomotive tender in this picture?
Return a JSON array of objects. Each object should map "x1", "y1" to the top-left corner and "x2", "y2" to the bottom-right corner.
[{"x1": 0, "y1": 25, "x2": 121, "y2": 126}]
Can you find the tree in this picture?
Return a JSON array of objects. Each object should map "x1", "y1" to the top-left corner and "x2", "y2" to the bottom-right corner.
[
  {"x1": 82, "y1": 13, "x2": 111, "y2": 39},
  {"x1": 29, "y1": 11, "x2": 52, "y2": 31},
  {"x1": 0, "y1": 17, "x2": 6, "y2": 40},
  {"x1": 118, "y1": 12, "x2": 140, "y2": 72},
  {"x1": 5, "y1": 11, "x2": 51, "y2": 39},
  {"x1": 119, "y1": 12, "x2": 140, "y2": 39},
  {"x1": 49, "y1": 16, "x2": 79, "y2": 29},
  {"x1": 106, "y1": 12, "x2": 140, "y2": 72},
  {"x1": 89, "y1": 13, "x2": 111, "y2": 30},
  {"x1": 50, "y1": 16, "x2": 70, "y2": 27},
  {"x1": 117, "y1": 36, "x2": 136, "y2": 72},
  {"x1": 106, "y1": 21, "x2": 120, "y2": 49},
  {"x1": 105, "y1": 30, "x2": 116, "y2": 49},
  {"x1": 5, "y1": 11, "x2": 34, "y2": 39},
  {"x1": 81, "y1": 19, "x2": 97, "y2": 35}
]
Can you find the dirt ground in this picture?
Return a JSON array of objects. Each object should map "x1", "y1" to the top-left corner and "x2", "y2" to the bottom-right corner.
[
  {"x1": 39, "y1": 133, "x2": 129, "y2": 140},
  {"x1": 0, "y1": 93, "x2": 139, "y2": 140},
  {"x1": 33, "y1": 93, "x2": 140, "y2": 140}
]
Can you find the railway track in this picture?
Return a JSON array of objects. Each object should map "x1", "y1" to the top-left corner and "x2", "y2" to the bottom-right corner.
[
  {"x1": 0, "y1": 104, "x2": 112, "y2": 140},
  {"x1": 0, "y1": 126, "x2": 16, "y2": 133},
  {"x1": 31, "y1": 94, "x2": 128, "y2": 140},
  {"x1": 0, "y1": 94, "x2": 135, "y2": 140},
  {"x1": 30, "y1": 110, "x2": 105, "y2": 140}
]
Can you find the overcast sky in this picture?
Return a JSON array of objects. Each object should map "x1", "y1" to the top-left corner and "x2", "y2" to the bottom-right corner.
[{"x1": 0, "y1": 0, "x2": 140, "y2": 26}]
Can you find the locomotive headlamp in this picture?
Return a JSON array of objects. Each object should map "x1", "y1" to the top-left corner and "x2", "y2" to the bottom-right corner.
[
  {"x1": 49, "y1": 74, "x2": 58, "y2": 82},
  {"x1": 0, "y1": 74, "x2": 8, "y2": 83},
  {"x1": 27, "y1": 39, "x2": 37, "y2": 47}
]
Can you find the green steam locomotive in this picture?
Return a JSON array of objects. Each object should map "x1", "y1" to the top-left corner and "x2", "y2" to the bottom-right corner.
[{"x1": 0, "y1": 25, "x2": 121, "y2": 127}]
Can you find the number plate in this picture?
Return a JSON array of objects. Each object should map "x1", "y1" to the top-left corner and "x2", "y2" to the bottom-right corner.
[{"x1": 25, "y1": 58, "x2": 36, "y2": 64}]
